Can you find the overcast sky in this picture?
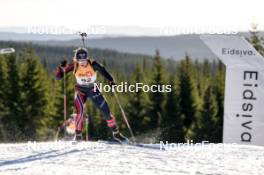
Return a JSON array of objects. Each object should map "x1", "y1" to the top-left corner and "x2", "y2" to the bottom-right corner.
[{"x1": 1, "y1": 0, "x2": 263, "y2": 35}]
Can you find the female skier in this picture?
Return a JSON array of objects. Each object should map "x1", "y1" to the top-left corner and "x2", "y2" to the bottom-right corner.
[{"x1": 55, "y1": 48, "x2": 128, "y2": 142}]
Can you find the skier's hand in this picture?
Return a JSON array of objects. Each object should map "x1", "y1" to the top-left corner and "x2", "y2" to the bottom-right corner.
[
  {"x1": 73, "y1": 57, "x2": 77, "y2": 63},
  {"x1": 60, "y1": 60, "x2": 67, "y2": 68}
]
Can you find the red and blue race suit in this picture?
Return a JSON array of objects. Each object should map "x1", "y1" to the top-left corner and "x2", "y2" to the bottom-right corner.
[{"x1": 55, "y1": 59, "x2": 117, "y2": 133}]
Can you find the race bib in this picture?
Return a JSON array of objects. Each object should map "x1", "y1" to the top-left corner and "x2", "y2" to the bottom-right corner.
[{"x1": 75, "y1": 64, "x2": 97, "y2": 86}]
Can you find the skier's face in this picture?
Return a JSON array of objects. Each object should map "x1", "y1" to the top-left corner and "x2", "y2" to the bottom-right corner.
[{"x1": 78, "y1": 60, "x2": 88, "y2": 67}]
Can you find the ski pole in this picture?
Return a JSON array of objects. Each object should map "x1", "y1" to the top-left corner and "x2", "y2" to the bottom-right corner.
[
  {"x1": 63, "y1": 67, "x2": 67, "y2": 121},
  {"x1": 113, "y1": 91, "x2": 136, "y2": 142},
  {"x1": 85, "y1": 114, "x2": 89, "y2": 141},
  {"x1": 54, "y1": 128, "x2": 60, "y2": 141}
]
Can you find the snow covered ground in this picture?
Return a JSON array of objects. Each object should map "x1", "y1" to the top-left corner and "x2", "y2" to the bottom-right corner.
[{"x1": 0, "y1": 141, "x2": 263, "y2": 175}]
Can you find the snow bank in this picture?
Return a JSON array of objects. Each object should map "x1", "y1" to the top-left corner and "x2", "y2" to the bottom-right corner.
[{"x1": 0, "y1": 141, "x2": 263, "y2": 175}]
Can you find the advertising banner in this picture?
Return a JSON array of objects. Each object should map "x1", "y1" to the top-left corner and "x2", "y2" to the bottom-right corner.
[{"x1": 201, "y1": 35, "x2": 264, "y2": 146}]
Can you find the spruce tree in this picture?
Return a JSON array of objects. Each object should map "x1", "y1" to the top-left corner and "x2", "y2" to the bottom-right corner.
[
  {"x1": 0, "y1": 55, "x2": 9, "y2": 141},
  {"x1": 160, "y1": 75, "x2": 185, "y2": 142},
  {"x1": 18, "y1": 48, "x2": 52, "y2": 140},
  {"x1": 4, "y1": 53, "x2": 22, "y2": 141},
  {"x1": 248, "y1": 23, "x2": 264, "y2": 57},
  {"x1": 211, "y1": 61, "x2": 225, "y2": 142},
  {"x1": 177, "y1": 56, "x2": 199, "y2": 139},
  {"x1": 194, "y1": 84, "x2": 218, "y2": 142},
  {"x1": 126, "y1": 63, "x2": 149, "y2": 135},
  {"x1": 148, "y1": 50, "x2": 165, "y2": 130},
  {"x1": 40, "y1": 72, "x2": 58, "y2": 140}
]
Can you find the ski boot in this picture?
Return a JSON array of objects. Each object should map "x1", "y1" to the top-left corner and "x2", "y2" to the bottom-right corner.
[{"x1": 112, "y1": 130, "x2": 129, "y2": 144}]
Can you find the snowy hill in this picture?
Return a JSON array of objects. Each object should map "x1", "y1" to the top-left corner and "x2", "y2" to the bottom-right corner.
[{"x1": 0, "y1": 141, "x2": 263, "y2": 175}]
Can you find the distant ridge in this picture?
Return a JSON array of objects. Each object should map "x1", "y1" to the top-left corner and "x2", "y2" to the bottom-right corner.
[{"x1": 0, "y1": 31, "x2": 263, "y2": 60}]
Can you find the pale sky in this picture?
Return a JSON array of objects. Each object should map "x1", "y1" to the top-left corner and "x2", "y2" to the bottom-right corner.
[{"x1": 1, "y1": 0, "x2": 264, "y2": 35}]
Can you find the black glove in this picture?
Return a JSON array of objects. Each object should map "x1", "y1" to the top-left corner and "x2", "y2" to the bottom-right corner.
[{"x1": 60, "y1": 60, "x2": 67, "y2": 68}]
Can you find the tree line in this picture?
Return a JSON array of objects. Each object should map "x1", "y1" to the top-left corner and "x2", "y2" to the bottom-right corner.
[
  {"x1": 0, "y1": 31, "x2": 263, "y2": 143},
  {"x1": 0, "y1": 48, "x2": 224, "y2": 143}
]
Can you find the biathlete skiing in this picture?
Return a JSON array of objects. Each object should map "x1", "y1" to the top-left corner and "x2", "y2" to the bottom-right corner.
[{"x1": 55, "y1": 47, "x2": 128, "y2": 143}]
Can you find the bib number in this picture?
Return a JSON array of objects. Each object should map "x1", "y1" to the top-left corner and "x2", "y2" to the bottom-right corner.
[{"x1": 76, "y1": 75, "x2": 96, "y2": 85}]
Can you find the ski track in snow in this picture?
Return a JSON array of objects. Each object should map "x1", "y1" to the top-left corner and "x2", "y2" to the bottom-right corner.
[{"x1": 0, "y1": 141, "x2": 263, "y2": 175}]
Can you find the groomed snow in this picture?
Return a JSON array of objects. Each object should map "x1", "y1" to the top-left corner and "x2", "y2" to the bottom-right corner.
[{"x1": 0, "y1": 141, "x2": 263, "y2": 175}]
